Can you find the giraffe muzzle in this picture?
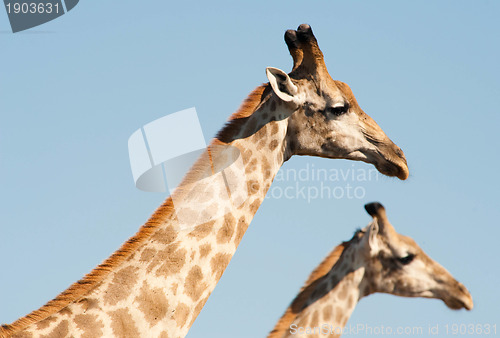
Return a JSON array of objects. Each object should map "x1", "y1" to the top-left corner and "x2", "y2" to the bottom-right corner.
[{"x1": 438, "y1": 281, "x2": 474, "y2": 311}]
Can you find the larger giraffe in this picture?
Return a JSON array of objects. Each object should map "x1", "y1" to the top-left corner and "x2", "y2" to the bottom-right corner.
[
  {"x1": 269, "y1": 203, "x2": 473, "y2": 338},
  {"x1": 1, "y1": 25, "x2": 409, "y2": 337}
]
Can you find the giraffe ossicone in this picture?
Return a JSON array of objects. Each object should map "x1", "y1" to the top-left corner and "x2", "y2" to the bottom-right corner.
[
  {"x1": 2, "y1": 24, "x2": 409, "y2": 338},
  {"x1": 269, "y1": 202, "x2": 473, "y2": 338}
]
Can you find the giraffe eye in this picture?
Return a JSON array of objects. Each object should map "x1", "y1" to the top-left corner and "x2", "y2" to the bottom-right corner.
[
  {"x1": 326, "y1": 103, "x2": 349, "y2": 116},
  {"x1": 397, "y1": 253, "x2": 415, "y2": 265}
]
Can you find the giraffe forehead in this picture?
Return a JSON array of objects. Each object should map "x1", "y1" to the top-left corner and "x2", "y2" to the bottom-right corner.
[
  {"x1": 295, "y1": 77, "x2": 349, "y2": 106},
  {"x1": 385, "y1": 233, "x2": 424, "y2": 257}
]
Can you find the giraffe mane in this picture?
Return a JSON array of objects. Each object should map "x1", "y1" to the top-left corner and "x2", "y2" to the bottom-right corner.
[
  {"x1": 0, "y1": 84, "x2": 272, "y2": 338},
  {"x1": 268, "y1": 231, "x2": 362, "y2": 338},
  {"x1": 228, "y1": 84, "x2": 271, "y2": 121},
  {"x1": 215, "y1": 84, "x2": 271, "y2": 143}
]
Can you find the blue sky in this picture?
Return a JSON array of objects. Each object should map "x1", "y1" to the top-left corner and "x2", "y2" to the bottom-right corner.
[{"x1": 1, "y1": 1, "x2": 499, "y2": 337}]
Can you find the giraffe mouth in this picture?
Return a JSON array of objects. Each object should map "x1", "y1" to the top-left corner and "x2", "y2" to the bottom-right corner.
[
  {"x1": 373, "y1": 158, "x2": 409, "y2": 181},
  {"x1": 376, "y1": 148, "x2": 408, "y2": 180},
  {"x1": 433, "y1": 284, "x2": 474, "y2": 311},
  {"x1": 362, "y1": 132, "x2": 409, "y2": 180},
  {"x1": 443, "y1": 296, "x2": 474, "y2": 311},
  {"x1": 354, "y1": 147, "x2": 409, "y2": 180}
]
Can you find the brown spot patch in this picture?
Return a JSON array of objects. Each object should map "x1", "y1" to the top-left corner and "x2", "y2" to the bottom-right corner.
[
  {"x1": 135, "y1": 281, "x2": 169, "y2": 327},
  {"x1": 249, "y1": 199, "x2": 261, "y2": 214},
  {"x1": 242, "y1": 149, "x2": 253, "y2": 160},
  {"x1": 74, "y1": 314, "x2": 104, "y2": 338},
  {"x1": 152, "y1": 225, "x2": 177, "y2": 244},
  {"x1": 311, "y1": 310, "x2": 319, "y2": 326},
  {"x1": 261, "y1": 157, "x2": 272, "y2": 180},
  {"x1": 35, "y1": 315, "x2": 57, "y2": 330},
  {"x1": 188, "y1": 220, "x2": 215, "y2": 240},
  {"x1": 247, "y1": 180, "x2": 260, "y2": 195},
  {"x1": 199, "y1": 243, "x2": 211, "y2": 258},
  {"x1": 110, "y1": 309, "x2": 140, "y2": 337},
  {"x1": 210, "y1": 253, "x2": 232, "y2": 280},
  {"x1": 270, "y1": 122, "x2": 279, "y2": 135},
  {"x1": 103, "y1": 266, "x2": 139, "y2": 306},
  {"x1": 173, "y1": 303, "x2": 190, "y2": 328},
  {"x1": 255, "y1": 124, "x2": 268, "y2": 140},
  {"x1": 323, "y1": 304, "x2": 333, "y2": 321},
  {"x1": 140, "y1": 248, "x2": 157, "y2": 263},
  {"x1": 159, "y1": 332, "x2": 170, "y2": 338},
  {"x1": 154, "y1": 245, "x2": 187, "y2": 278},
  {"x1": 185, "y1": 266, "x2": 207, "y2": 301},
  {"x1": 216, "y1": 214, "x2": 236, "y2": 244},
  {"x1": 257, "y1": 139, "x2": 266, "y2": 151},
  {"x1": 269, "y1": 139, "x2": 279, "y2": 151},
  {"x1": 234, "y1": 216, "x2": 248, "y2": 245},
  {"x1": 41, "y1": 320, "x2": 68, "y2": 338},
  {"x1": 337, "y1": 283, "x2": 348, "y2": 301}
]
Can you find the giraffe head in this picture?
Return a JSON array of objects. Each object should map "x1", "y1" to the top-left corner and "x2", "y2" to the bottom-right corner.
[
  {"x1": 266, "y1": 24, "x2": 409, "y2": 180},
  {"x1": 360, "y1": 202, "x2": 473, "y2": 310}
]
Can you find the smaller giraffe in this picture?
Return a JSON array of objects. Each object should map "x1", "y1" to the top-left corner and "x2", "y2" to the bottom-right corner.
[{"x1": 269, "y1": 202, "x2": 473, "y2": 338}]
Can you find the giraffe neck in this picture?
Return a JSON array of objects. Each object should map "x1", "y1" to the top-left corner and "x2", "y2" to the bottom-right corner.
[
  {"x1": 6, "y1": 86, "x2": 293, "y2": 338},
  {"x1": 270, "y1": 237, "x2": 369, "y2": 338}
]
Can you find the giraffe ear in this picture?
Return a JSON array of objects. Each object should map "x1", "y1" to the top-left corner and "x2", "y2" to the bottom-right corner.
[
  {"x1": 366, "y1": 220, "x2": 381, "y2": 255},
  {"x1": 266, "y1": 67, "x2": 299, "y2": 103},
  {"x1": 365, "y1": 202, "x2": 383, "y2": 255}
]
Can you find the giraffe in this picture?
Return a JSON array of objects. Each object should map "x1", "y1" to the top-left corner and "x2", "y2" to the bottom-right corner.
[
  {"x1": 269, "y1": 202, "x2": 473, "y2": 338},
  {"x1": 1, "y1": 25, "x2": 410, "y2": 338}
]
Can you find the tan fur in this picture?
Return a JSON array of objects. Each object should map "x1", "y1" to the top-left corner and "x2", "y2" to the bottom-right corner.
[
  {"x1": 268, "y1": 238, "x2": 355, "y2": 338},
  {"x1": 215, "y1": 84, "x2": 271, "y2": 143},
  {"x1": 269, "y1": 204, "x2": 474, "y2": 338},
  {"x1": 2, "y1": 24, "x2": 412, "y2": 336},
  {"x1": 0, "y1": 85, "x2": 270, "y2": 338},
  {"x1": 1, "y1": 202, "x2": 173, "y2": 337}
]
